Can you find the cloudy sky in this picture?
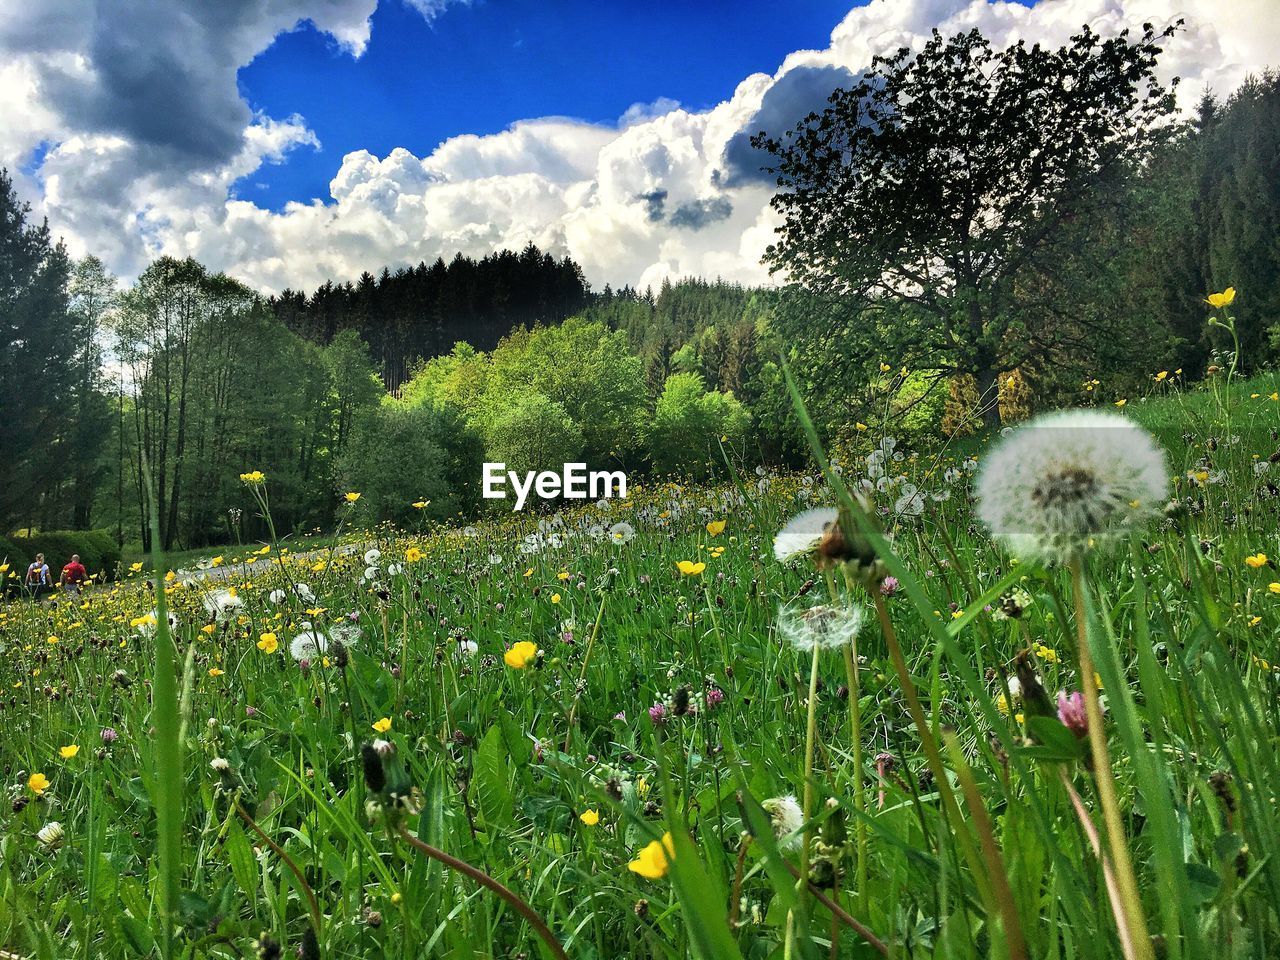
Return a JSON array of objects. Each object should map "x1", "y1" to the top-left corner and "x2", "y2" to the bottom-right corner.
[{"x1": 1, "y1": 0, "x2": 1276, "y2": 295}]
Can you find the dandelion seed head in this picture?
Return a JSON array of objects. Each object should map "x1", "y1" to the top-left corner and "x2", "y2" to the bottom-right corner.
[
  {"x1": 761, "y1": 795, "x2": 804, "y2": 852},
  {"x1": 773, "y1": 508, "x2": 837, "y2": 565},
  {"x1": 976, "y1": 410, "x2": 1169, "y2": 564},
  {"x1": 778, "y1": 602, "x2": 863, "y2": 653}
]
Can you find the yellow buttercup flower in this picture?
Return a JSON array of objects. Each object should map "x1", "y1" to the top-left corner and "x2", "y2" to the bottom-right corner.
[
  {"x1": 59, "y1": 745, "x2": 80, "y2": 759},
  {"x1": 579, "y1": 809, "x2": 600, "y2": 826},
  {"x1": 705, "y1": 520, "x2": 726, "y2": 537},
  {"x1": 1245, "y1": 553, "x2": 1268, "y2": 569},
  {"x1": 240, "y1": 470, "x2": 266, "y2": 485},
  {"x1": 1114, "y1": 399, "x2": 1127, "y2": 407},
  {"x1": 372, "y1": 717, "x2": 392, "y2": 733},
  {"x1": 1205, "y1": 287, "x2": 1236, "y2": 309},
  {"x1": 1269, "y1": 583, "x2": 1280, "y2": 595},
  {"x1": 628, "y1": 832, "x2": 675, "y2": 879},
  {"x1": 504, "y1": 641, "x2": 538, "y2": 669},
  {"x1": 412, "y1": 500, "x2": 429, "y2": 509},
  {"x1": 28, "y1": 772, "x2": 50, "y2": 795},
  {"x1": 405, "y1": 546, "x2": 424, "y2": 563},
  {"x1": 855, "y1": 422, "x2": 868, "y2": 432},
  {"x1": 344, "y1": 491, "x2": 362, "y2": 503},
  {"x1": 676, "y1": 560, "x2": 705, "y2": 576},
  {"x1": 209, "y1": 668, "x2": 224, "y2": 677},
  {"x1": 257, "y1": 632, "x2": 279, "y2": 654},
  {"x1": 550, "y1": 593, "x2": 562, "y2": 604},
  {"x1": 130, "y1": 562, "x2": 144, "y2": 573}
]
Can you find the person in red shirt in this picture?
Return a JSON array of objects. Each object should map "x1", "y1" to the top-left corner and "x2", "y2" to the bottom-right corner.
[{"x1": 60, "y1": 554, "x2": 89, "y2": 594}]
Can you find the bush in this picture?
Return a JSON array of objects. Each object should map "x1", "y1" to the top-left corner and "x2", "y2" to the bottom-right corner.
[
  {"x1": 647, "y1": 372, "x2": 751, "y2": 477},
  {"x1": 485, "y1": 393, "x2": 584, "y2": 478},
  {"x1": 7, "y1": 529, "x2": 121, "y2": 582},
  {"x1": 337, "y1": 402, "x2": 484, "y2": 527}
]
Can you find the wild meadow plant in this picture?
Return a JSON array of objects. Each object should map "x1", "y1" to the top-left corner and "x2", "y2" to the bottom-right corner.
[{"x1": 2, "y1": 343, "x2": 1280, "y2": 957}]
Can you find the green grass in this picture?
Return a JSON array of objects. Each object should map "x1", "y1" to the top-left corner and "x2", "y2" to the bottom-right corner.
[{"x1": 3, "y1": 375, "x2": 1280, "y2": 959}]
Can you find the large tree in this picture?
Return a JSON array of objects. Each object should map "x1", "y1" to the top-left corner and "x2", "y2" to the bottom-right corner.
[
  {"x1": 0, "y1": 170, "x2": 77, "y2": 531},
  {"x1": 756, "y1": 23, "x2": 1181, "y2": 425}
]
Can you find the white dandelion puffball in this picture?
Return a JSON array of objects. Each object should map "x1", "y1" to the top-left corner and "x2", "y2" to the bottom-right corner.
[
  {"x1": 608, "y1": 521, "x2": 635, "y2": 545},
  {"x1": 202, "y1": 589, "x2": 243, "y2": 623},
  {"x1": 761, "y1": 796, "x2": 804, "y2": 853},
  {"x1": 290, "y1": 630, "x2": 329, "y2": 662},
  {"x1": 294, "y1": 582, "x2": 315, "y2": 603},
  {"x1": 773, "y1": 508, "x2": 837, "y2": 565},
  {"x1": 976, "y1": 409, "x2": 1169, "y2": 564},
  {"x1": 778, "y1": 602, "x2": 864, "y2": 653},
  {"x1": 268, "y1": 589, "x2": 287, "y2": 604},
  {"x1": 363, "y1": 548, "x2": 382, "y2": 565}
]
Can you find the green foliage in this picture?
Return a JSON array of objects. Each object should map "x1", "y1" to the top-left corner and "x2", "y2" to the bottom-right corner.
[
  {"x1": 484, "y1": 393, "x2": 583, "y2": 477},
  {"x1": 9, "y1": 528, "x2": 121, "y2": 578},
  {"x1": 757, "y1": 24, "x2": 1180, "y2": 425},
  {"x1": 336, "y1": 402, "x2": 483, "y2": 526},
  {"x1": 647, "y1": 372, "x2": 750, "y2": 477},
  {"x1": 403, "y1": 317, "x2": 647, "y2": 465}
]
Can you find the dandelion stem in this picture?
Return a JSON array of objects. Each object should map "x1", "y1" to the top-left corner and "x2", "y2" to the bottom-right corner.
[
  {"x1": 1069, "y1": 558, "x2": 1153, "y2": 960},
  {"x1": 234, "y1": 800, "x2": 322, "y2": 938},
  {"x1": 395, "y1": 824, "x2": 569, "y2": 960},
  {"x1": 871, "y1": 592, "x2": 995, "y2": 919},
  {"x1": 564, "y1": 589, "x2": 609, "y2": 752}
]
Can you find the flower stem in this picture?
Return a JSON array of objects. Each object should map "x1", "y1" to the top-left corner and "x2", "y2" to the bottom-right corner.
[
  {"x1": 395, "y1": 824, "x2": 569, "y2": 960},
  {"x1": 1069, "y1": 558, "x2": 1153, "y2": 960}
]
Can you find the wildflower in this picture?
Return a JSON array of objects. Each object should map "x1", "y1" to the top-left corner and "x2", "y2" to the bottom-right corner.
[
  {"x1": 344, "y1": 492, "x2": 362, "y2": 503},
  {"x1": 294, "y1": 582, "x2": 316, "y2": 603},
  {"x1": 1205, "y1": 287, "x2": 1236, "y2": 308},
  {"x1": 761, "y1": 795, "x2": 804, "y2": 853},
  {"x1": 268, "y1": 589, "x2": 287, "y2": 604},
  {"x1": 372, "y1": 717, "x2": 392, "y2": 734},
  {"x1": 504, "y1": 641, "x2": 538, "y2": 669},
  {"x1": 778, "y1": 602, "x2": 863, "y2": 653},
  {"x1": 880, "y1": 576, "x2": 900, "y2": 597},
  {"x1": 580, "y1": 809, "x2": 600, "y2": 826},
  {"x1": 129, "y1": 562, "x2": 144, "y2": 573},
  {"x1": 1269, "y1": 583, "x2": 1280, "y2": 594},
  {"x1": 1034, "y1": 644, "x2": 1058, "y2": 663},
  {"x1": 551, "y1": 592, "x2": 562, "y2": 604},
  {"x1": 648, "y1": 702, "x2": 668, "y2": 725},
  {"x1": 290, "y1": 630, "x2": 329, "y2": 662},
  {"x1": 412, "y1": 500, "x2": 428, "y2": 509},
  {"x1": 203, "y1": 589, "x2": 244, "y2": 623},
  {"x1": 28, "y1": 772, "x2": 50, "y2": 795},
  {"x1": 59, "y1": 745, "x2": 79, "y2": 760},
  {"x1": 773, "y1": 508, "x2": 835, "y2": 565},
  {"x1": 705, "y1": 519, "x2": 726, "y2": 536},
  {"x1": 208, "y1": 668, "x2": 224, "y2": 677},
  {"x1": 101, "y1": 728, "x2": 118, "y2": 744},
  {"x1": 1057, "y1": 691, "x2": 1088, "y2": 739},
  {"x1": 975, "y1": 409, "x2": 1169, "y2": 564},
  {"x1": 405, "y1": 547, "x2": 424, "y2": 563},
  {"x1": 364, "y1": 548, "x2": 382, "y2": 565},
  {"x1": 609, "y1": 521, "x2": 635, "y2": 544},
  {"x1": 628, "y1": 833, "x2": 675, "y2": 879},
  {"x1": 1245, "y1": 553, "x2": 1268, "y2": 569},
  {"x1": 676, "y1": 560, "x2": 705, "y2": 576},
  {"x1": 239, "y1": 470, "x2": 265, "y2": 485},
  {"x1": 257, "y1": 633, "x2": 279, "y2": 654},
  {"x1": 36, "y1": 821, "x2": 64, "y2": 850}
]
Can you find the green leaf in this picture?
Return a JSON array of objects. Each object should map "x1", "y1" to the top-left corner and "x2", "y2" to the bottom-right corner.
[
  {"x1": 224, "y1": 818, "x2": 259, "y2": 903},
  {"x1": 472, "y1": 724, "x2": 513, "y2": 828}
]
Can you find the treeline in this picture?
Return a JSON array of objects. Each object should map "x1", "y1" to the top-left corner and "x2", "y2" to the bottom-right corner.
[
  {"x1": 268, "y1": 246, "x2": 590, "y2": 392},
  {"x1": 4, "y1": 48, "x2": 1279, "y2": 551}
]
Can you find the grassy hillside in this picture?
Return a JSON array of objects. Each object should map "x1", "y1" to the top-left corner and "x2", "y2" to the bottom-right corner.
[{"x1": 2, "y1": 373, "x2": 1279, "y2": 958}]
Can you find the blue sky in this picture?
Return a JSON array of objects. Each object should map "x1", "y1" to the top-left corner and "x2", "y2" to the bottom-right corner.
[{"x1": 236, "y1": 0, "x2": 858, "y2": 210}]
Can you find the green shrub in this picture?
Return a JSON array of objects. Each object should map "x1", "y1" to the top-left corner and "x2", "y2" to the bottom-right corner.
[
  {"x1": 337, "y1": 402, "x2": 484, "y2": 527},
  {"x1": 485, "y1": 393, "x2": 584, "y2": 478},
  {"x1": 647, "y1": 372, "x2": 751, "y2": 477},
  {"x1": 9, "y1": 529, "x2": 121, "y2": 581}
]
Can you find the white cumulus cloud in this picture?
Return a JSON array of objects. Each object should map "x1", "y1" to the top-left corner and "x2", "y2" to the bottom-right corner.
[{"x1": 3, "y1": 0, "x2": 1277, "y2": 294}]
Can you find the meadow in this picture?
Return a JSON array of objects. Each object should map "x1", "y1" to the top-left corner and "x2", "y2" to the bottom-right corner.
[{"x1": 3, "y1": 368, "x2": 1280, "y2": 960}]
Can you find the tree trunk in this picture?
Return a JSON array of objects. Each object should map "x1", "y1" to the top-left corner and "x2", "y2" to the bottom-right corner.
[{"x1": 975, "y1": 365, "x2": 1001, "y2": 429}]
